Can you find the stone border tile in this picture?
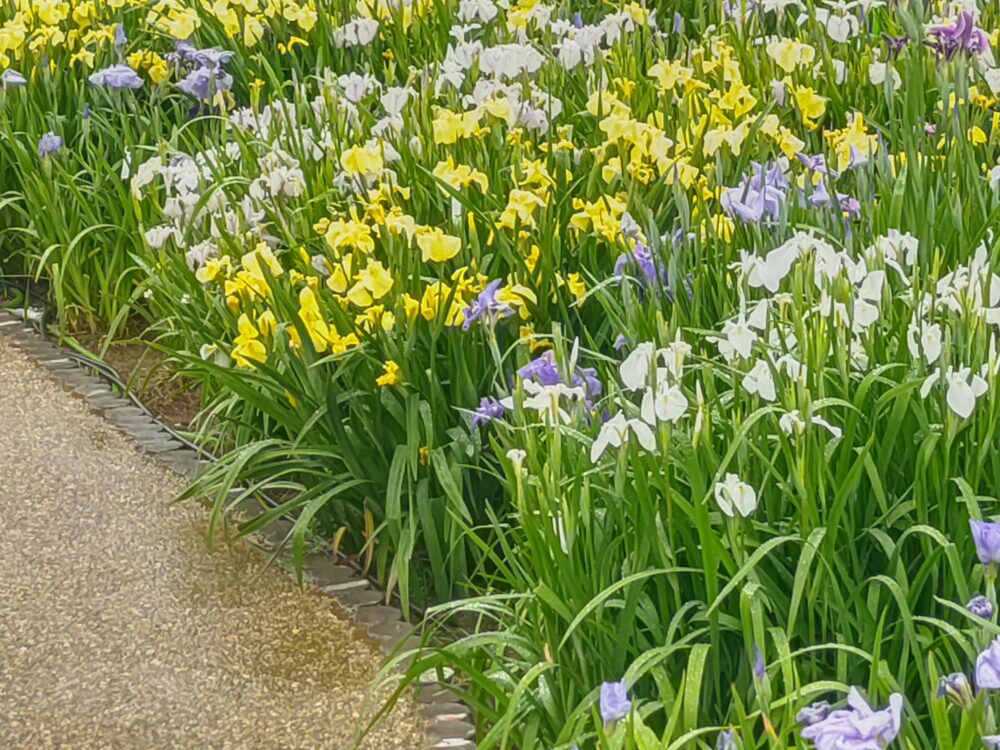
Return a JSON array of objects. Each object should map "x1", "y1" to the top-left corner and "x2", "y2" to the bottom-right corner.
[{"x1": 0, "y1": 310, "x2": 477, "y2": 748}]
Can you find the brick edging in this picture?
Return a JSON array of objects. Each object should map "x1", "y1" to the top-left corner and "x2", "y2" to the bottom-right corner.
[{"x1": 0, "y1": 311, "x2": 475, "y2": 750}]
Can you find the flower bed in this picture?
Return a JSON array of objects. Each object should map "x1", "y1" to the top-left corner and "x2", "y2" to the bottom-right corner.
[{"x1": 5, "y1": 0, "x2": 1000, "y2": 746}]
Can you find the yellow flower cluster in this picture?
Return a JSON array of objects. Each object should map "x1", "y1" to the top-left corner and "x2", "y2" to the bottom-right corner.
[{"x1": 0, "y1": 0, "x2": 318, "y2": 69}]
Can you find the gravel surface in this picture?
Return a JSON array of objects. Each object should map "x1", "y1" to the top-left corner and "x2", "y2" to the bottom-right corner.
[{"x1": 0, "y1": 338, "x2": 422, "y2": 749}]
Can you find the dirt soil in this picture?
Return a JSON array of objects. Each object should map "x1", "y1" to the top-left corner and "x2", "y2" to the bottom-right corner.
[{"x1": 74, "y1": 333, "x2": 202, "y2": 430}]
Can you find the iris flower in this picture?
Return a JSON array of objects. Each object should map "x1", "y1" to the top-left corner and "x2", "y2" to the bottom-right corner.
[
  {"x1": 799, "y1": 688, "x2": 903, "y2": 749},
  {"x1": 89, "y1": 64, "x2": 143, "y2": 89}
]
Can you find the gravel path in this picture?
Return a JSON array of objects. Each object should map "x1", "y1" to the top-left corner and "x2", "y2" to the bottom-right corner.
[{"x1": 0, "y1": 338, "x2": 422, "y2": 749}]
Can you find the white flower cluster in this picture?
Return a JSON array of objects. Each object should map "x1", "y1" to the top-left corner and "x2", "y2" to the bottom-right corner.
[
  {"x1": 591, "y1": 337, "x2": 691, "y2": 463},
  {"x1": 728, "y1": 228, "x2": 999, "y2": 421}
]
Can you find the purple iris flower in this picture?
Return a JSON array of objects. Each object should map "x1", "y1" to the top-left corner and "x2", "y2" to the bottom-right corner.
[
  {"x1": 970, "y1": 520, "x2": 1000, "y2": 564},
  {"x1": 752, "y1": 645, "x2": 765, "y2": 679},
  {"x1": 114, "y1": 23, "x2": 127, "y2": 49},
  {"x1": 838, "y1": 196, "x2": 861, "y2": 220},
  {"x1": 977, "y1": 636, "x2": 1000, "y2": 690},
  {"x1": 599, "y1": 680, "x2": 631, "y2": 725},
  {"x1": 796, "y1": 152, "x2": 836, "y2": 178},
  {"x1": 170, "y1": 41, "x2": 235, "y2": 69},
  {"x1": 82, "y1": 103, "x2": 91, "y2": 119},
  {"x1": 518, "y1": 351, "x2": 563, "y2": 387},
  {"x1": 89, "y1": 64, "x2": 143, "y2": 89},
  {"x1": 176, "y1": 66, "x2": 234, "y2": 101},
  {"x1": 168, "y1": 42, "x2": 235, "y2": 102},
  {"x1": 716, "y1": 730, "x2": 736, "y2": 750},
  {"x1": 168, "y1": 40, "x2": 198, "y2": 65},
  {"x1": 799, "y1": 689, "x2": 903, "y2": 750},
  {"x1": 967, "y1": 594, "x2": 995, "y2": 619},
  {"x1": 1, "y1": 69, "x2": 27, "y2": 88},
  {"x1": 613, "y1": 334, "x2": 629, "y2": 351},
  {"x1": 471, "y1": 397, "x2": 506, "y2": 429},
  {"x1": 927, "y1": 12, "x2": 989, "y2": 59},
  {"x1": 572, "y1": 11, "x2": 583, "y2": 28},
  {"x1": 614, "y1": 243, "x2": 662, "y2": 288},
  {"x1": 192, "y1": 47, "x2": 235, "y2": 68},
  {"x1": 462, "y1": 279, "x2": 513, "y2": 330},
  {"x1": 937, "y1": 672, "x2": 974, "y2": 709},
  {"x1": 806, "y1": 179, "x2": 832, "y2": 208},
  {"x1": 574, "y1": 365, "x2": 602, "y2": 398},
  {"x1": 37, "y1": 132, "x2": 62, "y2": 158},
  {"x1": 517, "y1": 351, "x2": 602, "y2": 397},
  {"x1": 797, "y1": 701, "x2": 832, "y2": 727},
  {"x1": 721, "y1": 162, "x2": 787, "y2": 224},
  {"x1": 882, "y1": 34, "x2": 909, "y2": 59}
]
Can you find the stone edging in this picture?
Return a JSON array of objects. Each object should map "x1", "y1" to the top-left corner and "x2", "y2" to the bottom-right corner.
[{"x1": 0, "y1": 311, "x2": 475, "y2": 750}]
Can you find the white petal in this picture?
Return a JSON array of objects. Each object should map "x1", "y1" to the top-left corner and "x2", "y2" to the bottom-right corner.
[
  {"x1": 858, "y1": 270, "x2": 885, "y2": 302},
  {"x1": 920, "y1": 370, "x2": 940, "y2": 399},
  {"x1": 747, "y1": 300, "x2": 769, "y2": 330},
  {"x1": 947, "y1": 379, "x2": 977, "y2": 419},
  {"x1": 714, "y1": 484, "x2": 735, "y2": 517},
  {"x1": 640, "y1": 388, "x2": 656, "y2": 425},
  {"x1": 972, "y1": 374, "x2": 989, "y2": 397},
  {"x1": 590, "y1": 432, "x2": 610, "y2": 463},
  {"x1": 732, "y1": 483, "x2": 757, "y2": 517},
  {"x1": 811, "y1": 416, "x2": 842, "y2": 439},
  {"x1": 629, "y1": 419, "x2": 657, "y2": 452},
  {"x1": 620, "y1": 343, "x2": 654, "y2": 390},
  {"x1": 657, "y1": 385, "x2": 688, "y2": 423}
]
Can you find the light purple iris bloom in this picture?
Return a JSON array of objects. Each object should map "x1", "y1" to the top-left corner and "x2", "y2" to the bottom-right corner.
[
  {"x1": 799, "y1": 689, "x2": 903, "y2": 750},
  {"x1": 614, "y1": 243, "x2": 661, "y2": 287},
  {"x1": 1, "y1": 69, "x2": 27, "y2": 88},
  {"x1": 985, "y1": 736, "x2": 1000, "y2": 747},
  {"x1": 37, "y1": 132, "x2": 62, "y2": 158},
  {"x1": 518, "y1": 352, "x2": 563, "y2": 387},
  {"x1": 839, "y1": 196, "x2": 861, "y2": 220},
  {"x1": 114, "y1": 23, "x2": 127, "y2": 49},
  {"x1": 752, "y1": 645, "x2": 765, "y2": 679},
  {"x1": 462, "y1": 279, "x2": 513, "y2": 330},
  {"x1": 716, "y1": 729, "x2": 736, "y2": 749},
  {"x1": 796, "y1": 152, "x2": 836, "y2": 178},
  {"x1": 575, "y1": 365, "x2": 602, "y2": 398},
  {"x1": 192, "y1": 47, "x2": 235, "y2": 69},
  {"x1": 470, "y1": 397, "x2": 506, "y2": 429},
  {"x1": 797, "y1": 701, "x2": 832, "y2": 726},
  {"x1": 937, "y1": 672, "x2": 973, "y2": 709},
  {"x1": 976, "y1": 636, "x2": 1000, "y2": 690},
  {"x1": 170, "y1": 42, "x2": 235, "y2": 102},
  {"x1": 517, "y1": 351, "x2": 602, "y2": 397},
  {"x1": 89, "y1": 64, "x2": 143, "y2": 89},
  {"x1": 176, "y1": 67, "x2": 233, "y2": 101},
  {"x1": 599, "y1": 680, "x2": 631, "y2": 725},
  {"x1": 927, "y1": 12, "x2": 989, "y2": 59},
  {"x1": 171, "y1": 41, "x2": 235, "y2": 69},
  {"x1": 806, "y1": 179, "x2": 832, "y2": 208},
  {"x1": 967, "y1": 594, "x2": 994, "y2": 619},
  {"x1": 720, "y1": 162, "x2": 787, "y2": 224},
  {"x1": 970, "y1": 520, "x2": 1000, "y2": 564}
]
